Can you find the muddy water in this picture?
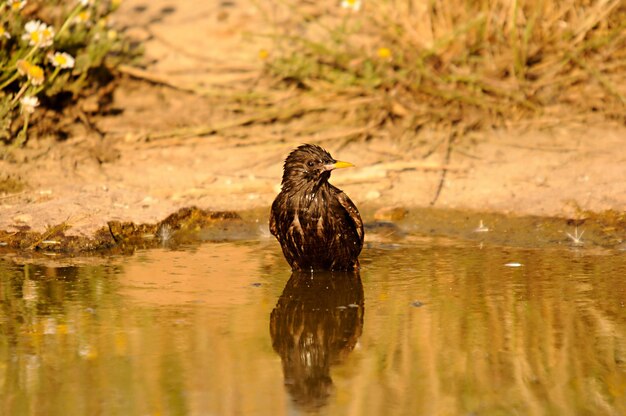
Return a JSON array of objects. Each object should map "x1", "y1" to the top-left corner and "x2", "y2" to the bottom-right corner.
[{"x1": 1, "y1": 219, "x2": 625, "y2": 415}]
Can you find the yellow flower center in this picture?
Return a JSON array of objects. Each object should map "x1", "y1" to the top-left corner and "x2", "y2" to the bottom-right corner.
[
  {"x1": 55, "y1": 55, "x2": 67, "y2": 66},
  {"x1": 78, "y1": 11, "x2": 90, "y2": 22},
  {"x1": 27, "y1": 64, "x2": 44, "y2": 84},
  {"x1": 377, "y1": 47, "x2": 392, "y2": 59}
]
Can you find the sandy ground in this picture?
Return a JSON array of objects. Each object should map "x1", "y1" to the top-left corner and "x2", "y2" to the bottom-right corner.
[{"x1": 0, "y1": 0, "x2": 625, "y2": 238}]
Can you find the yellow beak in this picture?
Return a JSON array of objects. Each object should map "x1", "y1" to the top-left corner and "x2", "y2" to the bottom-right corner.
[{"x1": 327, "y1": 160, "x2": 355, "y2": 170}]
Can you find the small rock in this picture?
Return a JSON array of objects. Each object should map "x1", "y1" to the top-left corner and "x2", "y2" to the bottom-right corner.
[
  {"x1": 411, "y1": 300, "x2": 424, "y2": 308},
  {"x1": 13, "y1": 214, "x2": 32, "y2": 224},
  {"x1": 140, "y1": 196, "x2": 156, "y2": 206}
]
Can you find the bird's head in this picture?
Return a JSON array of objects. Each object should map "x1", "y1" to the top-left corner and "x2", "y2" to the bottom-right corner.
[{"x1": 281, "y1": 144, "x2": 354, "y2": 190}]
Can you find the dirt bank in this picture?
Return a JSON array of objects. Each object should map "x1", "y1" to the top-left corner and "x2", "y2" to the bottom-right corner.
[{"x1": 1, "y1": 0, "x2": 624, "y2": 245}]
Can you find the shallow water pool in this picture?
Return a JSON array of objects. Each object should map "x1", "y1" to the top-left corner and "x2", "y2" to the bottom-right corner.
[{"x1": 1, "y1": 222, "x2": 625, "y2": 415}]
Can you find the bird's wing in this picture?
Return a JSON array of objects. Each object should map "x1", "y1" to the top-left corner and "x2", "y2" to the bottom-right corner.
[
  {"x1": 269, "y1": 199, "x2": 279, "y2": 237},
  {"x1": 336, "y1": 190, "x2": 364, "y2": 243}
]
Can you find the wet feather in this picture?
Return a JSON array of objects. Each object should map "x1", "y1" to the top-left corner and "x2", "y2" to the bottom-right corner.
[{"x1": 270, "y1": 144, "x2": 364, "y2": 271}]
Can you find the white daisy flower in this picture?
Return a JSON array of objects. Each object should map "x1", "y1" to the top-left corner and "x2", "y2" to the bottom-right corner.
[
  {"x1": 341, "y1": 0, "x2": 361, "y2": 11},
  {"x1": 20, "y1": 96, "x2": 39, "y2": 114},
  {"x1": 22, "y1": 20, "x2": 55, "y2": 48},
  {"x1": 16, "y1": 59, "x2": 45, "y2": 85},
  {"x1": 7, "y1": 0, "x2": 27, "y2": 12},
  {"x1": 74, "y1": 10, "x2": 91, "y2": 25},
  {"x1": 48, "y1": 52, "x2": 75, "y2": 69}
]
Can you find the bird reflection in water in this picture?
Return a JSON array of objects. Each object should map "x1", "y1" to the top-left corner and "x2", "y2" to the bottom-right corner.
[{"x1": 270, "y1": 271, "x2": 364, "y2": 411}]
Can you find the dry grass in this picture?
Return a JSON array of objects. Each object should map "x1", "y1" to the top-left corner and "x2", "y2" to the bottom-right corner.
[{"x1": 251, "y1": 0, "x2": 625, "y2": 141}]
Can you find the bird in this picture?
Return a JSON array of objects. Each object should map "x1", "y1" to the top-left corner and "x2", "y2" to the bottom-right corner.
[
  {"x1": 270, "y1": 271, "x2": 364, "y2": 408},
  {"x1": 270, "y1": 144, "x2": 364, "y2": 271}
]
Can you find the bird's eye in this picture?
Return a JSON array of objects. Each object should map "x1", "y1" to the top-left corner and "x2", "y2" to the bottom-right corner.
[{"x1": 307, "y1": 161, "x2": 315, "y2": 167}]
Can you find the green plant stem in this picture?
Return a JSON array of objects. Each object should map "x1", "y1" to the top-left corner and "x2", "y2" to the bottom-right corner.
[
  {"x1": 55, "y1": 4, "x2": 84, "y2": 40},
  {"x1": 21, "y1": 113, "x2": 30, "y2": 140},
  {"x1": 10, "y1": 82, "x2": 29, "y2": 105},
  {"x1": 46, "y1": 67, "x2": 62, "y2": 87},
  {"x1": 22, "y1": 45, "x2": 39, "y2": 61},
  {"x1": 0, "y1": 72, "x2": 19, "y2": 90},
  {"x1": 0, "y1": 46, "x2": 39, "y2": 91},
  {"x1": 11, "y1": 112, "x2": 30, "y2": 150}
]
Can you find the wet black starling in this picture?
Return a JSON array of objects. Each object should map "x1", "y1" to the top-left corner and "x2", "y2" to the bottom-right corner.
[{"x1": 270, "y1": 144, "x2": 364, "y2": 271}]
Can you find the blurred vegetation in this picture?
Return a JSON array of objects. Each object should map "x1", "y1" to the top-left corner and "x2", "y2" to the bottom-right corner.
[
  {"x1": 260, "y1": 0, "x2": 625, "y2": 138},
  {"x1": 0, "y1": 0, "x2": 136, "y2": 148}
]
